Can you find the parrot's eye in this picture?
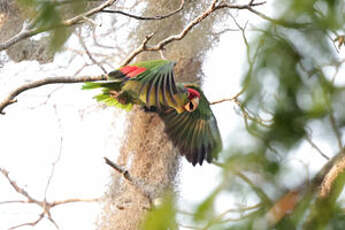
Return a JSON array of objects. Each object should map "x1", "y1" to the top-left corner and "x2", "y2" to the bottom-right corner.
[{"x1": 184, "y1": 97, "x2": 199, "y2": 112}]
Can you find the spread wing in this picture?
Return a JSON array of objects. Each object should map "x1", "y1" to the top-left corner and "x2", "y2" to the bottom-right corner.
[
  {"x1": 108, "y1": 60, "x2": 185, "y2": 110},
  {"x1": 159, "y1": 92, "x2": 222, "y2": 166}
]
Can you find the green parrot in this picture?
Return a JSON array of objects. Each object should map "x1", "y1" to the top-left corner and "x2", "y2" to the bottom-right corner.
[{"x1": 83, "y1": 60, "x2": 222, "y2": 166}]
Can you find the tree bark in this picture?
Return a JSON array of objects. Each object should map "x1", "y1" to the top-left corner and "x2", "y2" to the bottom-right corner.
[{"x1": 97, "y1": 1, "x2": 224, "y2": 229}]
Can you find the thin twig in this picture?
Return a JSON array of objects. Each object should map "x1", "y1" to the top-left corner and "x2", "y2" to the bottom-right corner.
[
  {"x1": 50, "y1": 198, "x2": 100, "y2": 207},
  {"x1": 104, "y1": 157, "x2": 133, "y2": 182},
  {"x1": 1, "y1": 166, "x2": 100, "y2": 229},
  {"x1": 0, "y1": 75, "x2": 107, "y2": 114},
  {"x1": 0, "y1": 200, "x2": 30, "y2": 205},
  {"x1": 245, "y1": 6, "x2": 307, "y2": 28},
  {"x1": 121, "y1": 33, "x2": 154, "y2": 65},
  {"x1": 201, "y1": 203, "x2": 261, "y2": 229},
  {"x1": 211, "y1": 88, "x2": 245, "y2": 105},
  {"x1": 121, "y1": 0, "x2": 267, "y2": 65},
  {"x1": 102, "y1": 0, "x2": 184, "y2": 20},
  {"x1": 0, "y1": 168, "x2": 41, "y2": 206},
  {"x1": 234, "y1": 171, "x2": 272, "y2": 206},
  {"x1": 104, "y1": 157, "x2": 154, "y2": 206},
  {"x1": 44, "y1": 136, "x2": 63, "y2": 199},
  {"x1": 0, "y1": 0, "x2": 118, "y2": 51},
  {"x1": 228, "y1": 13, "x2": 251, "y2": 65},
  {"x1": 305, "y1": 132, "x2": 330, "y2": 160},
  {"x1": 9, "y1": 213, "x2": 44, "y2": 230},
  {"x1": 218, "y1": 209, "x2": 260, "y2": 223},
  {"x1": 77, "y1": 29, "x2": 107, "y2": 74},
  {"x1": 27, "y1": 86, "x2": 64, "y2": 110},
  {"x1": 329, "y1": 112, "x2": 343, "y2": 151}
]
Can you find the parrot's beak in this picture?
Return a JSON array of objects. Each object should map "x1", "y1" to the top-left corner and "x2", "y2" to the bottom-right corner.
[{"x1": 184, "y1": 97, "x2": 199, "y2": 112}]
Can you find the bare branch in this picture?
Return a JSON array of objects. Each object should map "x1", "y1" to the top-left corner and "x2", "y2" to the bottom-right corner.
[
  {"x1": 104, "y1": 156, "x2": 153, "y2": 206},
  {"x1": 44, "y1": 136, "x2": 63, "y2": 199},
  {"x1": 0, "y1": 75, "x2": 106, "y2": 114},
  {"x1": 0, "y1": 168, "x2": 41, "y2": 206},
  {"x1": 266, "y1": 190, "x2": 301, "y2": 226},
  {"x1": 0, "y1": 200, "x2": 30, "y2": 205},
  {"x1": 329, "y1": 112, "x2": 343, "y2": 151},
  {"x1": 244, "y1": 6, "x2": 307, "y2": 28},
  {"x1": 228, "y1": 13, "x2": 251, "y2": 65},
  {"x1": 1, "y1": 166, "x2": 100, "y2": 229},
  {"x1": 320, "y1": 153, "x2": 345, "y2": 197},
  {"x1": 0, "y1": 0, "x2": 118, "y2": 51},
  {"x1": 50, "y1": 198, "x2": 100, "y2": 207},
  {"x1": 102, "y1": 0, "x2": 184, "y2": 20},
  {"x1": 122, "y1": 0, "x2": 267, "y2": 65},
  {"x1": 121, "y1": 33, "x2": 154, "y2": 66},
  {"x1": 305, "y1": 131, "x2": 330, "y2": 160},
  {"x1": 211, "y1": 88, "x2": 245, "y2": 105},
  {"x1": 200, "y1": 202, "x2": 261, "y2": 229},
  {"x1": 77, "y1": 28, "x2": 107, "y2": 74},
  {"x1": 234, "y1": 171, "x2": 272, "y2": 206},
  {"x1": 27, "y1": 86, "x2": 63, "y2": 110},
  {"x1": 267, "y1": 151, "x2": 345, "y2": 226},
  {"x1": 104, "y1": 157, "x2": 133, "y2": 183},
  {"x1": 233, "y1": 98, "x2": 273, "y2": 128},
  {"x1": 9, "y1": 213, "x2": 44, "y2": 230}
]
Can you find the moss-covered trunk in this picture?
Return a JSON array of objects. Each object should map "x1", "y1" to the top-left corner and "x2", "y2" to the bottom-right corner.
[{"x1": 98, "y1": 1, "x2": 224, "y2": 229}]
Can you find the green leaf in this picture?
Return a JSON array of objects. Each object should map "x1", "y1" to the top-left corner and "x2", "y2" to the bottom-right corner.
[
  {"x1": 141, "y1": 194, "x2": 177, "y2": 230},
  {"x1": 194, "y1": 187, "x2": 221, "y2": 222},
  {"x1": 16, "y1": 0, "x2": 87, "y2": 51}
]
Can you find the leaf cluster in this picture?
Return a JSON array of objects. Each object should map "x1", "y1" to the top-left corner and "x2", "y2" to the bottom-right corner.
[
  {"x1": 142, "y1": 0, "x2": 345, "y2": 229},
  {"x1": 16, "y1": 0, "x2": 89, "y2": 51}
]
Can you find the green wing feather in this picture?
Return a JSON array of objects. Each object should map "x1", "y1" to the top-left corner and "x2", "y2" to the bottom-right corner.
[
  {"x1": 122, "y1": 60, "x2": 186, "y2": 110},
  {"x1": 82, "y1": 60, "x2": 186, "y2": 111},
  {"x1": 159, "y1": 86, "x2": 222, "y2": 166},
  {"x1": 82, "y1": 61, "x2": 222, "y2": 165}
]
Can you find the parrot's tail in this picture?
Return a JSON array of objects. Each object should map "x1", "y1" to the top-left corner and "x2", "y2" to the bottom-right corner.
[
  {"x1": 82, "y1": 81, "x2": 122, "y2": 90},
  {"x1": 82, "y1": 80, "x2": 133, "y2": 111}
]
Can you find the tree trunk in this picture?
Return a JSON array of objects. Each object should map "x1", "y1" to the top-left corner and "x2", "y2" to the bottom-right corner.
[{"x1": 98, "y1": 1, "x2": 223, "y2": 229}]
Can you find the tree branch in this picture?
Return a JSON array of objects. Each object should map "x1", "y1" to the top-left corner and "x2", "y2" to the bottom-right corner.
[
  {"x1": 234, "y1": 171, "x2": 272, "y2": 206},
  {"x1": 104, "y1": 157, "x2": 134, "y2": 183},
  {"x1": 0, "y1": 168, "x2": 41, "y2": 206},
  {"x1": 0, "y1": 0, "x2": 118, "y2": 51},
  {"x1": 1, "y1": 166, "x2": 100, "y2": 229},
  {"x1": 267, "y1": 151, "x2": 345, "y2": 227},
  {"x1": 121, "y1": 0, "x2": 267, "y2": 65},
  {"x1": 305, "y1": 130, "x2": 330, "y2": 160},
  {"x1": 77, "y1": 28, "x2": 107, "y2": 74},
  {"x1": 101, "y1": 0, "x2": 184, "y2": 20},
  {"x1": 329, "y1": 111, "x2": 343, "y2": 151},
  {"x1": 210, "y1": 88, "x2": 245, "y2": 105},
  {"x1": 8, "y1": 213, "x2": 44, "y2": 230},
  {"x1": 0, "y1": 75, "x2": 106, "y2": 114}
]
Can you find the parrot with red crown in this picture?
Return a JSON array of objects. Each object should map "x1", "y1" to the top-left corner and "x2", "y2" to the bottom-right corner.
[{"x1": 83, "y1": 60, "x2": 222, "y2": 166}]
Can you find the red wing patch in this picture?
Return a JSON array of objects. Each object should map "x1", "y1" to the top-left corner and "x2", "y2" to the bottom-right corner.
[
  {"x1": 127, "y1": 67, "x2": 147, "y2": 78},
  {"x1": 120, "y1": 66, "x2": 137, "y2": 74},
  {"x1": 187, "y1": 88, "x2": 200, "y2": 99},
  {"x1": 120, "y1": 66, "x2": 147, "y2": 78}
]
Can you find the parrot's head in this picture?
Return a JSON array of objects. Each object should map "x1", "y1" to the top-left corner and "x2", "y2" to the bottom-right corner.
[{"x1": 184, "y1": 87, "x2": 200, "y2": 112}]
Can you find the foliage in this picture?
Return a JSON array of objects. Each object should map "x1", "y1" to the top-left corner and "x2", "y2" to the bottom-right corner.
[
  {"x1": 142, "y1": 0, "x2": 345, "y2": 229},
  {"x1": 140, "y1": 194, "x2": 177, "y2": 230},
  {"x1": 16, "y1": 0, "x2": 88, "y2": 51},
  {"x1": 3, "y1": 0, "x2": 345, "y2": 229}
]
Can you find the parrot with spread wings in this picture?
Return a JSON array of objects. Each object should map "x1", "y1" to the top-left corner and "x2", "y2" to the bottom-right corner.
[{"x1": 83, "y1": 60, "x2": 222, "y2": 166}]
